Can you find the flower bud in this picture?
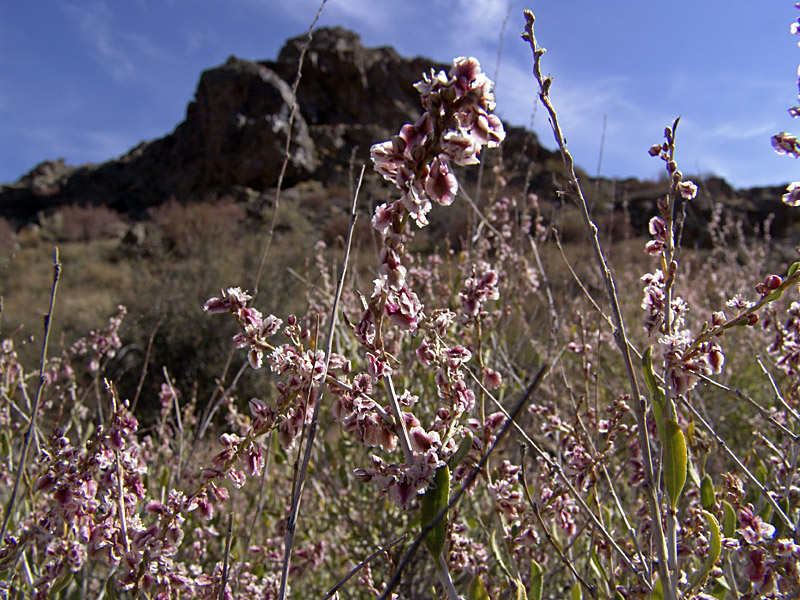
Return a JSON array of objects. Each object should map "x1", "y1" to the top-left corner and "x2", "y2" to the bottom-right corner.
[
  {"x1": 648, "y1": 144, "x2": 662, "y2": 157},
  {"x1": 672, "y1": 170, "x2": 683, "y2": 183},
  {"x1": 667, "y1": 160, "x2": 678, "y2": 173},
  {"x1": 747, "y1": 313, "x2": 759, "y2": 326},
  {"x1": 441, "y1": 86, "x2": 457, "y2": 103},
  {"x1": 765, "y1": 275, "x2": 782, "y2": 290}
]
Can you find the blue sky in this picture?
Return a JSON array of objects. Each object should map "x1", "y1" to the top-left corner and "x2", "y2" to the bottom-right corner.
[{"x1": 1, "y1": 1, "x2": 799, "y2": 188}]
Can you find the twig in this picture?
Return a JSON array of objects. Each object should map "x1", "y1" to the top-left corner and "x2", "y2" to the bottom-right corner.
[
  {"x1": 0, "y1": 248, "x2": 60, "y2": 547},
  {"x1": 130, "y1": 315, "x2": 163, "y2": 414},
  {"x1": 756, "y1": 355, "x2": 800, "y2": 425},
  {"x1": 219, "y1": 513, "x2": 234, "y2": 600},
  {"x1": 521, "y1": 12, "x2": 672, "y2": 598},
  {"x1": 235, "y1": 430, "x2": 274, "y2": 596},
  {"x1": 377, "y1": 364, "x2": 550, "y2": 600},
  {"x1": 162, "y1": 367, "x2": 185, "y2": 490},
  {"x1": 528, "y1": 234, "x2": 559, "y2": 340},
  {"x1": 521, "y1": 459, "x2": 596, "y2": 596},
  {"x1": 251, "y1": 0, "x2": 328, "y2": 301},
  {"x1": 469, "y1": 367, "x2": 648, "y2": 587},
  {"x1": 278, "y1": 166, "x2": 363, "y2": 600},
  {"x1": 695, "y1": 372, "x2": 799, "y2": 440},
  {"x1": 382, "y1": 373, "x2": 414, "y2": 463},
  {"x1": 320, "y1": 535, "x2": 407, "y2": 600},
  {"x1": 105, "y1": 381, "x2": 132, "y2": 558},
  {"x1": 680, "y1": 398, "x2": 795, "y2": 533}
]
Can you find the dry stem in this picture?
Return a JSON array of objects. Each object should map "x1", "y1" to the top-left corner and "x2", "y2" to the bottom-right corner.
[{"x1": 521, "y1": 11, "x2": 673, "y2": 598}]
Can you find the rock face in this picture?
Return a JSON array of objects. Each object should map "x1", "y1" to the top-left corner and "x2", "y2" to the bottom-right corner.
[
  {"x1": 173, "y1": 56, "x2": 318, "y2": 191},
  {"x1": 2, "y1": 26, "x2": 545, "y2": 224},
  {"x1": 0, "y1": 26, "x2": 793, "y2": 241}
]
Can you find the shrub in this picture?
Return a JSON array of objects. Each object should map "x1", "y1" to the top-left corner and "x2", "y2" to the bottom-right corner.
[{"x1": 2, "y1": 9, "x2": 800, "y2": 600}]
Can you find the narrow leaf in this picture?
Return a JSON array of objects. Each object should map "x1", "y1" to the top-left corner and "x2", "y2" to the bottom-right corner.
[
  {"x1": 420, "y1": 464, "x2": 450, "y2": 558},
  {"x1": 700, "y1": 474, "x2": 715, "y2": 510},
  {"x1": 468, "y1": 575, "x2": 490, "y2": 600},
  {"x1": 642, "y1": 346, "x2": 665, "y2": 406},
  {"x1": 490, "y1": 528, "x2": 514, "y2": 579},
  {"x1": 686, "y1": 511, "x2": 722, "y2": 594},
  {"x1": 773, "y1": 497, "x2": 791, "y2": 537},
  {"x1": 722, "y1": 501, "x2": 736, "y2": 538},
  {"x1": 589, "y1": 548, "x2": 610, "y2": 584},
  {"x1": 447, "y1": 431, "x2": 473, "y2": 471},
  {"x1": 663, "y1": 418, "x2": 688, "y2": 508},
  {"x1": 571, "y1": 582, "x2": 582, "y2": 600},
  {"x1": 650, "y1": 576, "x2": 664, "y2": 600},
  {"x1": 513, "y1": 577, "x2": 526, "y2": 600},
  {"x1": 529, "y1": 559, "x2": 543, "y2": 600}
]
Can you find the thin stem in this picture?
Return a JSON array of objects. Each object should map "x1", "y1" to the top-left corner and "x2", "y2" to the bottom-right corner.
[
  {"x1": 520, "y1": 446, "x2": 597, "y2": 595},
  {"x1": 382, "y1": 373, "x2": 413, "y2": 463},
  {"x1": 695, "y1": 372, "x2": 798, "y2": 440},
  {"x1": 0, "y1": 248, "x2": 60, "y2": 547},
  {"x1": 320, "y1": 535, "x2": 407, "y2": 600},
  {"x1": 521, "y1": 12, "x2": 671, "y2": 597},
  {"x1": 219, "y1": 513, "x2": 234, "y2": 600},
  {"x1": 278, "y1": 167, "x2": 363, "y2": 600},
  {"x1": 251, "y1": 0, "x2": 328, "y2": 301},
  {"x1": 681, "y1": 398, "x2": 795, "y2": 533},
  {"x1": 473, "y1": 368, "x2": 647, "y2": 587},
  {"x1": 130, "y1": 316, "x2": 162, "y2": 414},
  {"x1": 757, "y1": 355, "x2": 800, "y2": 425},
  {"x1": 376, "y1": 363, "x2": 549, "y2": 600}
]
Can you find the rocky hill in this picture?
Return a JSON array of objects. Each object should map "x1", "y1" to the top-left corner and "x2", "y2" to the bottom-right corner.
[{"x1": 0, "y1": 27, "x2": 795, "y2": 242}]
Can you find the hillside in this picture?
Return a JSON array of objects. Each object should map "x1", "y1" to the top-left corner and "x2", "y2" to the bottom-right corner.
[{"x1": 0, "y1": 26, "x2": 795, "y2": 243}]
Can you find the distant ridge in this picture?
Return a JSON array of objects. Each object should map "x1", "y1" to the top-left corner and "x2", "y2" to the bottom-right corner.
[{"x1": 0, "y1": 27, "x2": 793, "y2": 241}]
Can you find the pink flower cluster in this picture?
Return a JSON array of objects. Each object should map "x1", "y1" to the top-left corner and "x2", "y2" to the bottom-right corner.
[
  {"x1": 640, "y1": 269, "x2": 688, "y2": 336},
  {"x1": 660, "y1": 331, "x2": 725, "y2": 397},
  {"x1": 371, "y1": 56, "x2": 505, "y2": 230},
  {"x1": 203, "y1": 287, "x2": 282, "y2": 369}
]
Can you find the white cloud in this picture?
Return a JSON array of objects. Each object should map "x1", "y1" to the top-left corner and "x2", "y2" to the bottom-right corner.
[{"x1": 57, "y1": 0, "x2": 170, "y2": 85}]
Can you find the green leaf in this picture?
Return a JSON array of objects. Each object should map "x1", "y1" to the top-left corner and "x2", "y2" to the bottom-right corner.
[
  {"x1": 49, "y1": 571, "x2": 74, "y2": 596},
  {"x1": 468, "y1": 575, "x2": 490, "y2": 600},
  {"x1": 663, "y1": 418, "x2": 688, "y2": 508},
  {"x1": 571, "y1": 582, "x2": 582, "y2": 600},
  {"x1": 490, "y1": 528, "x2": 514, "y2": 579},
  {"x1": 688, "y1": 457, "x2": 701, "y2": 489},
  {"x1": 755, "y1": 459, "x2": 768, "y2": 486},
  {"x1": 787, "y1": 261, "x2": 800, "y2": 278},
  {"x1": 650, "y1": 576, "x2": 664, "y2": 600},
  {"x1": 686, "y1": 511, "x2": 722, "y2": 594},
  {"x1": 764, "y1": 288, "x2": 785, "y2": 302},
  {"x1": 642, "y1": 346, "x2": 665, "y2": 407},
  {"x1": 700, "y1": 474, "x2": 715, "y2": 510},
  {"x1": 529, "y1": 560, "x2": 543, "y2": 600},
  {"x1": 589, "y1": 547, "x2": 611, "y2": 586},
  {"x1": 589, "y1": 548, "x2": 612, "y2": 598},
  {"x1": 722, "y1": 500, "x2": 736, "y2": 538},
  {"x1": 105, "y1": 576, "x2": 119, "y2": 600},
  {"x1": 512, "y1": 577, "x2": 527, "y2": 600},
  {"x1": 447, "y1": 431, "x2": 473, "y2": 471},
  {"x1": 420, "y1": 464, "x2": 450, "y2": 558}
]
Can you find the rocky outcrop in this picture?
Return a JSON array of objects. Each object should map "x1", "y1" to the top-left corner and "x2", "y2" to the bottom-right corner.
[
  {"x1": 0, "y1": 27, "x2": 486, "y2": 225},
  {"x1": 0, "y1": 26, "x2": 793, "y2": 242}
]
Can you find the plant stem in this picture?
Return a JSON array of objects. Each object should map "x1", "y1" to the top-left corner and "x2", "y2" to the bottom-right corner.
[
  {"x1": 0, "y1": 248, "x2": 60, "y2": 548},
  {"x1": 278, "y1": 167, "x2": 363, "y2": 600},
  {"x1": 522, "y1": 12, "x2": 674, "y2": 598}
]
